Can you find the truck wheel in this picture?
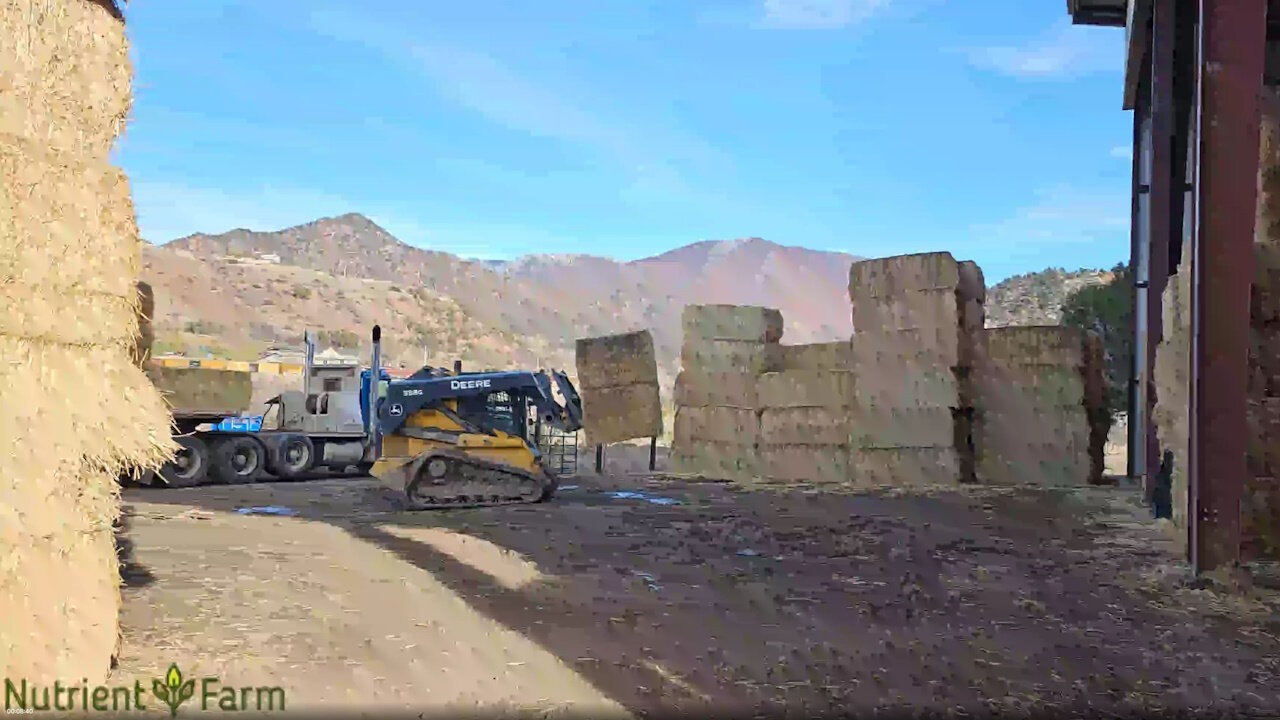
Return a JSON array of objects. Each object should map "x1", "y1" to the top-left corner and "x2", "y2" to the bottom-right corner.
[
  {"x1": 355, "y1": 461, "x2": 374, "y2": 476},
  {"x1": 159, "y1": 436, "x2": 209, "y2": 488},
  {"x1": 268, "y1": 435, "x2": 314, "y2": 479},
  {"x1": 209, "y1": 436, "x2": 265, "y2": 485}
]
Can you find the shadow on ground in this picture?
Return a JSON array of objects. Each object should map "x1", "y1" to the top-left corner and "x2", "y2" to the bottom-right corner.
[{"x1": 121, "y1": 471, "x2": 1280, "y2": 717}]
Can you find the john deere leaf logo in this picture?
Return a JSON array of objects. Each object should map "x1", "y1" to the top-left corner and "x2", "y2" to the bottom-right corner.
[{"x1": 152, "y1": 664, "x2": 196, "y2": 717}]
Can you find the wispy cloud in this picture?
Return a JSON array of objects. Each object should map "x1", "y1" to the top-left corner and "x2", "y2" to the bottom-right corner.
[
  {"x1": 306, "y1": 7, "x2": 724, "y2": 188},
  {"x1": 1110, "y1": 145, "x2": 1133, "y2": 161},
  {"x1": 962, "y1": 22, "x2": 1118, "y2": 80},
  {"x1": 758, "y1": 0, "x2": 890, "y2": 29},
  {"x1": 970, "y1": 184, "x2": 1129, "y2": 251}
]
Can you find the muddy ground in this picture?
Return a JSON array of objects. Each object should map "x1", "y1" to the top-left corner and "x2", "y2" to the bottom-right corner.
[{"x1": 114, "y1": 472, "x2": 1280, "y2": 718}]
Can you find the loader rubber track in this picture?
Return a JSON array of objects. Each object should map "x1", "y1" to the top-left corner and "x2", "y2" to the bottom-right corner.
[{"x1": 402, "y1": 450, "x2": 557, "y2": 510}]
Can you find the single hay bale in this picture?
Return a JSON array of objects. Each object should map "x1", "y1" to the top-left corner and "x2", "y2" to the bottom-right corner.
[
  {"x1": 581, "y1": 382, "x2": 663, "y2": 446},
  {"x1": 849, "y1": 447, "x2": 960, "y2": 487},
  {"x1": 851, "y1": 325, "x2": 967, "y2": 369},
  {"x1": 1247, "y1": 398, "x2": 1280, "y2": 478},
  {"x1": 669, "y1": 441, "x2": 760, "y2": 479},
  {"x1": 778, "y1": 341, "x2": 853, "y2": 371},
  {"x1": 1241, "y1": 476, "x2": 1280, "y2": 561},
  {"x1": 974, "y1": 433, "x2": 1095, "y2": 486},
  {"x1": 0, "y1": 0, "x2": 132, "y2": 156},
  {"x1": 1253, "y1": 328, "x2": 1280, "y2": 395},
  {"x1": 957, "y1": 260, "x2": 986, "y2": 305},
  {"x1": 673, "y1": 370, "x2": 759, "y2": 409},
  {"x1": 0, "y1": 137, "x2": 142, "y2": 297},
  {"x1": 849, "y1": 252, "x2": 960, "y2": 300},
  {"x1": 1, "y1": 339, "x2": 175, "y2": 480},
  {"x1": 756, "y1": 370, "x2": 855, "y2": 409},
  {"x1": 759, "y1": 445, "x2": 850, "y2": 484},
  {"x1": 984, "y1": 326, "x2": 1087, "y2": 368},
  {"x1": 682, "y1": 304, "x2": 783, "y2": 343},
  {"x1": 0, "y1": 458, "x2": 119, "y2": 540},
  {"x1": 760, "y1": 407, "x2": 850, "y2": 446},
  {"x1": 672, "y1": 405, "x2": 760, "y2": 446},
  {"x1": 575, "y1": 330, "x2": 659, "y2": 389},
  {"x1": 680, "y1": 338, "x2": 782, "y2": 375},
  {"x1": 0, "y1": 524, "x2": 120, "y2": 683},
  {"x1": 0, "y1": 287, "x2": 137, "y2": 346},
  {"x1": 849, "y1": 354, "x2": 961, "y2": 409},
  {"x1": 1252, "y1": 268, "x2": 1280, "y2": 323},
  {"x1": 851, "y1": 289, "x2": 960, "y2": 335},
  {"x1": 848, "y1": 405, "x2": 956, "y2": 450},
  {"x1": 981, "y1": 364, "x2": 1088, "y2": 409},
  {"x1": 144, "y1": 364, "x2": 254, "y2": 416}
]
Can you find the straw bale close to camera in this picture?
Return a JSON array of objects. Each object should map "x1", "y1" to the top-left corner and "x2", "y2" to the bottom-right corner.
[
  {"x1": 0, "y1": 0, "x2": 132, "y2": 156},
  {"x1": 0, "y1": 0, "x2": 173, "y2": 685}
]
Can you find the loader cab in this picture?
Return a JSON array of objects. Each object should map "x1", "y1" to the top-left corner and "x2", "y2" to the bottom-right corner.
[{"x1": 456, "y1": 387, "x2": 529, "y2": 440}]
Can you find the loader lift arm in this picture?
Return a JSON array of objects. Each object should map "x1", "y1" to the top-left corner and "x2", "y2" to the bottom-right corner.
[{"x1": 377, "y1": 369, "x2": 584, "y2": 436}]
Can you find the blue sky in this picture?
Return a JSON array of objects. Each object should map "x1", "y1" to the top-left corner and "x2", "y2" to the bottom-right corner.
[{"x1": 116, "y1": 0, "x2": 1133, "y2": 283}]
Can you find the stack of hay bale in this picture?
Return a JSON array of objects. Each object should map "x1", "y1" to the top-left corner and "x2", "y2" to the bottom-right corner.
[
  {"x1": 670, "y1": 305, "x2": 782, "y2": 480},
  {"x1": 1153, "y1": 268, "x2": 1191, "y2": 527},
  {"x1": 756, "y1": 342, "x2": 856, "y2": 486},
  {"x1": 846, "y1": 253, "x2": 983, "y2": 487},
  {"x1": 1245, "y1": 88, "x2": 1280, "y2": 560},
  {"x1": 972, "y1": 327, "x2": 1107, "y2": 486},
  {"x1": 1156, "y1": 89, "x2": 1280, "y2": 560},
  {"x1": 574, "y1": 330, "x2": 663, "y2": 448},
  {"x1": 0, "y1": 0, "x2": 175, "y2": 683}
]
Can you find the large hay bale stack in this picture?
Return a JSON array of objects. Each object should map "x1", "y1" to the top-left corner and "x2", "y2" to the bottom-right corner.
[
  {"x1": 972, "y1": 327, "x2": 1107, "y2": 486},
  {"x1": 670, "y1": 305, "x2": 782, "y2": 479},
  {"x1": 1241, "y1": 88, "x2": 1280, "y2": 561},
  {"x1": 1153, "y1": 267, "x2": 1192, "y2": 529},
  {"x1": 574, "y1": 330, "x2": 662, "y2": 446},
  {"x1": 0, "y1": 0, "x2": 174, "y2": 683},
  {"x1": 1153, "y1": 89, "x2": 1280, "y2": 560},
  {"x1": 846, "y1": 253, "x2": 984, "y2": 487}
]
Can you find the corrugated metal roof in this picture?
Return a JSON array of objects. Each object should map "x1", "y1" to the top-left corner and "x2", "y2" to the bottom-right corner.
[{"x1": 1067, "y1": 0, "x2": 1127, "y2": 27}]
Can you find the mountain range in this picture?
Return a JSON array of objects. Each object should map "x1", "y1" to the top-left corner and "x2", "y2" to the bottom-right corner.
[{"x1": 141, "y1": 213, "x2": 1114, "y2": 391}]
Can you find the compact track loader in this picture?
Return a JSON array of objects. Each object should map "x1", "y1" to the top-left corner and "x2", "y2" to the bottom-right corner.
[{"x1": 364, "y1": 326, "x2": 584, "y2": 509}]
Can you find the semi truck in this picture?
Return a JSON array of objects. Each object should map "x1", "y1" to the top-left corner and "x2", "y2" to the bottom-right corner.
[{"x1": 144, "y1": 332, "x2": 391, "y2": 487}]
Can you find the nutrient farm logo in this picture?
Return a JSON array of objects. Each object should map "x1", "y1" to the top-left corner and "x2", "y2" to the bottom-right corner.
[{"x1": 4, "y1": 664, "x2": 285, "y2": 715}]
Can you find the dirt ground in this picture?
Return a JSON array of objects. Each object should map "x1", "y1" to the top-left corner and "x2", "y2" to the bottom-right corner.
[{"x1": 113, "y1": 470, "x2": 1280, "y2": 718}]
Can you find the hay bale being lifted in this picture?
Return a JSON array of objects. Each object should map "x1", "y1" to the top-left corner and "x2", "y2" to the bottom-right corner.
[
  {"x1": 575, "y1": 330, "x2": 663, "y2": 446},
  {"x1": 0, "y1": 0, "x2": 174, "y2": 685}
]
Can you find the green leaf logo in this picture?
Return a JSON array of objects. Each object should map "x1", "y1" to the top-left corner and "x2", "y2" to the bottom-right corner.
[{"x1": 153, "y1": 664, "x2": 196, "y2": 717}]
